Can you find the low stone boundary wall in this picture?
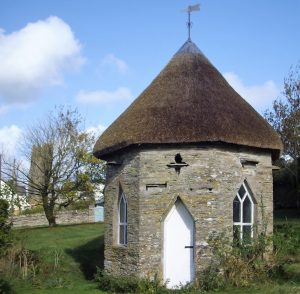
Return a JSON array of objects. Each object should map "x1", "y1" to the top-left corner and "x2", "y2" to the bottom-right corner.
[{"x1": 11, "y1": 206, "x2": 96, "y2": 228}]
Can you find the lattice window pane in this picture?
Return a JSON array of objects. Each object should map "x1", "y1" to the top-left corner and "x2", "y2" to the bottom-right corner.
[
  {"x1": 243, "y1": 196, "x2": 252, "y2": 223},
  {"x1": 118, "y1": 192, "x2": 128, "y2": 245},
  {"x1": 233, "y1": 196, "x2": 240, "y2": 222},
  {"x1": 238, "y1": 185, "x2": 246, "y2": 198},
  {"x1": 120, "y1": 196, "x2": 126, "y2": 223},
  {"x1": 233, "y1": 181, "x2": 255, "y2": 244},
  {"x1": 124, "y1": 226, "x2": 128, "y2": 244},
  {"x1": 119, "y1": 225, "x2": 125, "y2": 245}
]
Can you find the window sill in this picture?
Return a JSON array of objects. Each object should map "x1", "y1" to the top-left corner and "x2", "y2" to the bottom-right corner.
[{"x1": 113, "y1": 244, "x2": 128, "y2": 250}]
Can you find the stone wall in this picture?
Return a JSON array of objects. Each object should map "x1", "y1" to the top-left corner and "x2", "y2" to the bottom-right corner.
[
  {"x1": 11, "y1": 205, "x2": 95, "y2": 228},
  {"x1": 138, "y1": 145, "x2": 273, "y2": 279},
  {"x1": 104, "y1": 149, "x2": 140, "y2": 276},
  {"x1": 104, "y1": 144, "x2": 274, "y2": 280}
]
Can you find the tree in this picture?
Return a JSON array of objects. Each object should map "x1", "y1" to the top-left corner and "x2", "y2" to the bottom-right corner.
[
  {"x1": 0, "y1": 199, "x2": 12, "y2": 256},
  {"x1": 3, "y1": 107, "x2": 105, "y2": 226},
  {"x1": 265, "y1": 62, "x2": 300, "y2": 159},
  {"x1": 265, "y1": 62, "x2": 300, "y2": 207}
]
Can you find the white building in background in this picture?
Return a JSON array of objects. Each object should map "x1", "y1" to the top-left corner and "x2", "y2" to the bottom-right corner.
[
  {"x1": 0, "y1": 179, "x2": 31, "y2": 213},
  {"x1": 94, "y1": 183, "x2": 104, "y2": 206}
]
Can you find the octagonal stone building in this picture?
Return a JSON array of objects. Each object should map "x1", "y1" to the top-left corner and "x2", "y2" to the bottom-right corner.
[{"x1": 93, "y1": 39, "x2": 282, "y2": 287}]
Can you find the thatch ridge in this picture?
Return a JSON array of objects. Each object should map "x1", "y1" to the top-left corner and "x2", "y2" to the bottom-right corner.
[{"x1": 94, "y1": 41, "x2": 282, "y2": 159}]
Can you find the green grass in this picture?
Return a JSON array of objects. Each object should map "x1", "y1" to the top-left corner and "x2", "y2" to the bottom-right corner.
[
  {"x1": 8, "y1": 222, "x2": 105, "y2": 293},
  {"x1": 3, "y1": 210, "x2": 300, "y2": 293},
  {"x1": 274, "y1": 208, "x2": 300, "y2": 226}
]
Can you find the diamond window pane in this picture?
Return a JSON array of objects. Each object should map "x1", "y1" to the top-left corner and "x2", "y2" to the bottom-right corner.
[
  {"x1": 238, "y1": 185, "x2": 246, "y2": 198},
  {"x1": 233, "y1": 196, "x2": 240, "y2": 222},
  {"x1": 243, "y1": 196, "x2": 252, "y2": 223}
]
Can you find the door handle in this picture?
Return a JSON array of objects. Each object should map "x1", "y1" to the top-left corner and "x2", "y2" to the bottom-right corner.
[{"x1": 184, "y1": 246, "x2": 194, "y2": 249}]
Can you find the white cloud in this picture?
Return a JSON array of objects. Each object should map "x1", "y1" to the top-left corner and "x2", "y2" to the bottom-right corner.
[
  {"x1": 102, "y1": 54, "x2": 128, "y2": 74},
  {"x1": 0, "y1": 125, "x2": 22, "y2": 156},
  {"x1": 223, "y1": 72, "x2": 279, "y2": 111},
  {"x1": 76, "y1": 87, "x2": 132, "y2": 104},
  {"x1": 0, "y1": 16, "x2": 85, "y2": 105},
  {"x1": 86, "y1": 124, "x2": 107, "y2": 138}
]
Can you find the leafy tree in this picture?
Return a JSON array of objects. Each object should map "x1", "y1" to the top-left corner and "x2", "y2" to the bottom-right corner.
[
  {"x1": 265, "y1": 62, "x2": 300, "y2": 207},
  {"x1": 3, "y1": 107, "x2": 105, "y2": 226},
  {"x1": 264, "y1": 62, "x2": 300, "y2": 159}
]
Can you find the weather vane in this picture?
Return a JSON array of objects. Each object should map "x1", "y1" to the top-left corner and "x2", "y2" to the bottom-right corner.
[{"x1": 182, "y1": 4, "x2": 200, "y2": 41}]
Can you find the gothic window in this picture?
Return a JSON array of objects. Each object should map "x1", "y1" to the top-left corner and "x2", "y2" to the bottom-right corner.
[
  {"x1": 233, "y1": 181, "x2": 255, "y2": 243},
  {"x1": 118, "y1": 191, "x2": 127, "y2": 245}
]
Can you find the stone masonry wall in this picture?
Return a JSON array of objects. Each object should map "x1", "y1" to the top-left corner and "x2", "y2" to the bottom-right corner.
[
  {"x1": 138, "y1": 145, "x2": 273, "y2": 279},
  {"x1": 104, "y1": 144, "x2": 273, "y2": 280},
  {"x1": 12, "y1": 206, "x2": 95, "y2": 228},
  {"x1": 104, "y1": 149, "x2": 140, "y2": 276}
]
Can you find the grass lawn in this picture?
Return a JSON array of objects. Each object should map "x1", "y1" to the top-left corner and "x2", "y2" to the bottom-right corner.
[
  {"x1": 9, "y1": 222, "x2": 105, "y2": 294},
  {"x1": 3, "y1": 210, "x2": 300, "y2": 293}
]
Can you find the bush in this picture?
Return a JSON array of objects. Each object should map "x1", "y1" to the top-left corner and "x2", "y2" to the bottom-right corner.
[
  {"x1": 3, "y1": 241, "x2": 71, "y2": 290},
  {"x1": 21, "y1": 206, "x2": 44, "y2": 215},
  {"x1": 95, "y1": 269, "x2": 139, "y2": 293},
  {"x1": 0, "y1": 199, "x2": 12, "y2": 256},
  {"x1": 6, "y1": 246, "x2": 41, "y2": 282},
  {"x1": 273, "y1": 222, "x2": 300, "y2": 256},
  {"x1": 203, "y1": 224, "x2": 299, "y2": 290},
  {"x1": 197, "y1": 263, "x2": 225, "y2": 292},
  {"x1": 94, "y1": 268, "x2": 170, "y2": 293},
  {"x1": 0, "y1": 277, "x2": 14, "y2": 294}
]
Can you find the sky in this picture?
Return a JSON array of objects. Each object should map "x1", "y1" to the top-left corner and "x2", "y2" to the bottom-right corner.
[{"x1": 0, "y1": 0, "x2": 299, "y2": 158}]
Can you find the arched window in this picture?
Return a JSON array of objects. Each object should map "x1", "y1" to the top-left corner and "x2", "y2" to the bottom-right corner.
[
  {"x1": 118, "y1": 192, "x2": 127, "y2": 245},
  {"x1": 233, "y1": 181, "x2": 255, "y2": 243}
]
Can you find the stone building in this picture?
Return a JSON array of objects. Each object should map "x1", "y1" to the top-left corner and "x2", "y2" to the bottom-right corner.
[
  {"x1": 93, "y1": 39, "x2": 282, "y2": 287},
  {"x1": 28, "y1": 144, "x2": 53, "y2": 205}
]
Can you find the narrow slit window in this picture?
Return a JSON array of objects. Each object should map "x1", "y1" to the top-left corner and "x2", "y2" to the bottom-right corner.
[
  {"x1": 233, "y1": 181, "x2": 255, "y2": 243},
  {"x1": 118, "y1": 192, "x2": 127, "y2": 245}
]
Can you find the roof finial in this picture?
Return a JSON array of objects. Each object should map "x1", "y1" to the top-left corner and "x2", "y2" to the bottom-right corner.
[{"x1": 183, "y1": 4, "x2": 200, "y2": 41}]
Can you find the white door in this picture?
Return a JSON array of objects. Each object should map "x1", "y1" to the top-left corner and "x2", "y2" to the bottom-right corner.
[{"x1": 164, "y1": 200, "x2": 195, "y2": 288}]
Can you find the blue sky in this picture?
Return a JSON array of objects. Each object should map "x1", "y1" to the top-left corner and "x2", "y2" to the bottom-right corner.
[{"x1": 0, "y1": 0, "x2": 299, "y2": 156}]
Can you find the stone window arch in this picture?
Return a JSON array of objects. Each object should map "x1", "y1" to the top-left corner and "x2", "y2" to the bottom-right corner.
[
  {"x1": 233, "y1": 181, "x2": 255, "y2": 243},
  {"x1": 118, "y1": 190, "x2": 127, "y2": 245}
]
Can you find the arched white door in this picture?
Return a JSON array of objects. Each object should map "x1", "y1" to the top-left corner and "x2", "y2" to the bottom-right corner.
[{"x1": 164, "y1": 199, "x2": 195, "y2": 288}]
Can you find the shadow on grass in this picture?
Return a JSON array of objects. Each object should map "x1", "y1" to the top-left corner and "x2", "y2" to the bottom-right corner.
[
  {"x1": 66, "y1": 235, "x2": 104, "y2": 280},
  {"x1": 0, "y1": 277, "x2": 15, "y2": 294}
]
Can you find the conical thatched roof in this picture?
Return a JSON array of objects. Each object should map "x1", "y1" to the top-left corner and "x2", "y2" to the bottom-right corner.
[{"x1": 94, "y1": 40, "x2": 282, "y2": 160}]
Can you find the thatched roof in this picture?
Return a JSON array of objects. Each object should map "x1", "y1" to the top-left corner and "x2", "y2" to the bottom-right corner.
[{"x1": 94, "y1": 40, "x2": 282, "y2": 160}]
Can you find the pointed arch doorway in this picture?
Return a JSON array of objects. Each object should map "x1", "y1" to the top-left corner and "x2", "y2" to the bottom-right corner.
[{"x1": 163, "y1": 199, "x2": 195, "y2": 288}]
